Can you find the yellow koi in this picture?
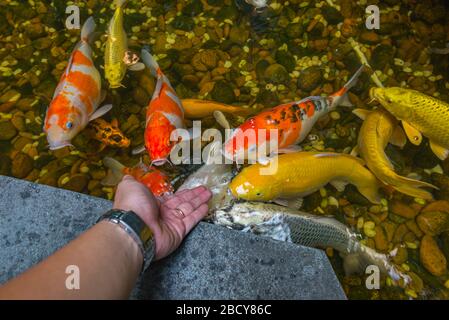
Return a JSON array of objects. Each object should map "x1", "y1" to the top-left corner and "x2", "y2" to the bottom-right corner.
[
  {"x1": 230, "y1": 152, "x2": 382, "y2": 205},
  {"x1": 353, "y1": 108, "x2": 437, "y2": 200},
  {"x1": 105, "y1": 0, "x2": 143, "y2": 88},
  {"x1": 371, "y1": 87, "x2": 449, "y2": 161}
]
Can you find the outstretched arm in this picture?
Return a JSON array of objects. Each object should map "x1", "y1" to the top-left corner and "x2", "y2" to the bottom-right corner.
[{"x1": 0, "y1": 176, "x2": 212, "y2": 300}]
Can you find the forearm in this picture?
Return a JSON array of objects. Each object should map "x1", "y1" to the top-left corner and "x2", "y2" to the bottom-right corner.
[{"x1": 0, "y1": 221, "x2": 142, "y2": 300}]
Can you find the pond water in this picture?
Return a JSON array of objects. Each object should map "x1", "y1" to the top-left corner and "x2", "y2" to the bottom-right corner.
[{"x1": 0, "y1": 0, "x2": 449, "y2": 299}]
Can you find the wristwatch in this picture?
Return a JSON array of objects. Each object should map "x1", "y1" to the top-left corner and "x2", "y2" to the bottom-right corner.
[{"x1": 97, "y1": 209, "x2": 155, "y2": 273}]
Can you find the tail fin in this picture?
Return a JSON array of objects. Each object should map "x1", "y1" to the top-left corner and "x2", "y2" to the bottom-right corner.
[
  {"x1": 358, "y1": 185, "x2": 382, "y2": 204},
  {"x1": 114, "y1": 0, "x2": 128, "y2": 7},
  {"x1": 390, "y1": 175, "x2": 437, "y2": 200},
  {"x1": 343, "y1": 245, "x2": 411, "y2": 284},
  {"x1": 141, "y1": 49, "x2": 160, "y2": 78},
  {"x1": 81, "y1": 17, "x2": 96, "y2": 43},
  {"x1": 331, "y1": 65, "x2": 365, "y2": 109},
  {"x1": 344, "y1": 65, "x2": 365, "y2": 91},
  {"x1": 101, "y1": 157, "x2": 126, "y2": 186}
]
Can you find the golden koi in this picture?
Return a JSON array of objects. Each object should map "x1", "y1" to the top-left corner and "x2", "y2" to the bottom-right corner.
[
  {"x1": 105, "y1": 0, "x2": 144, "y2": 88},
  {"x1": 353, "y1": 108, "x2": 437, "y2": 200},
  {"x1": 44, "y1": 17, "x2": 112, "y2": 150},
  {"x1": 180, "y1": 99, "x2": 254, "y2": 120},
  {"x1": 371, "y1": 87, "x2": 449, "y2": 161},
  {"x1": 230, "y1": 152, "x2": 382, "y2": 205}
]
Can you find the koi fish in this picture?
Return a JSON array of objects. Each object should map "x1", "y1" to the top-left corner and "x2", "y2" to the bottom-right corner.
[
  {"x1": 213, "y1": 202, "x2": 410, "y2": 282},
  {"x1": 353, "y1": 108, "x2": 438, "y2": 200},
  {"x1": 180, "y1": 99, "x2": 254, "y2": 120},
  {"x1": 105, "y1": 0, "x2": 144, "y2": 88},
  {"x1": 222, "y1": 66, "x2": 365, "y2": 163},
  {"x1": 44, "y1": 17, "x2": 112, "y2": 150},
  {"x1": 88, "y1": 118, "x2": 130, "y2": 151},
  {"x1": 178, "y1": 162, "x2": 236, "y2": 213},
  {"x1": 136, "y1": 49, "x2": 194, "y2": 166},
  {"x1": 229, "y1": 152, "x2": 382, "y2": 206},
  {"x1": 371, "y1": 87, "x2": 449, "y2": 161},
  {"x1": 102, "y1": 157, "x2": 174, "y2": 197}
]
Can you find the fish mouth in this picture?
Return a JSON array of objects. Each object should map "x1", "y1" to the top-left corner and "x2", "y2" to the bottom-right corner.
[
  {"x1": 48, "y1": 141, "x2": 73, "y2": 150},
  {"x1": 369, "y1": 87, "x2": 384, "y2": 102},
  {"x1": 151, "y1": 159, "x2": 168, "y2": 167}
]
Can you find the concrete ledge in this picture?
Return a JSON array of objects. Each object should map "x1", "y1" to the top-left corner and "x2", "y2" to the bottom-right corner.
[{"x1": 0, "y1": 175, "x2": 346, "y2": 300}]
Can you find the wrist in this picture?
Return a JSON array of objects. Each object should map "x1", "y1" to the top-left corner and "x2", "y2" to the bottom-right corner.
[
  {"x1": 97, "y1": 209, "x2": 156, "y2": 272},
  {"x1": 96, "y1": 221, "x2": 143, "y2": 273}
]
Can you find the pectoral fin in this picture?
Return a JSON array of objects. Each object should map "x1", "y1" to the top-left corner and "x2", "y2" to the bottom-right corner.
[
  {"x1": 352, "y1": 108, "x2": 371, "y2": 120},
  {"x1": 402, "y1": 121, "x2": 422, "y2": 145},
  {"x1": 89, "y1": 104, "x2": 113, "y2": 121},
  {"x1": 274, "y1": 197, "x2": 304, "y2": 210},
  {"x1": 389, "y1": 125, "x2": 407, "y2": 148},
  {"x1": 350, "y1": 146, "x2": 359, "y2": 157},
  {"x1": 213, "y1": 111, "x2": 231, "y2": 130},
  {"x1": 429, "y1": 140, "x2": 449, "y2": 160},
  {"x1": 127, "y1": 62, "x2": 145, "y2": 72},
  {"x1": 330, "y1": 180, "x2": 348, "y2": 192},
  {"x1": 274, "y1": 145, "x2": 302, "y2": 155},
  {"x1": 132, "y1": 145, "x2": 146, "y2": 155}
]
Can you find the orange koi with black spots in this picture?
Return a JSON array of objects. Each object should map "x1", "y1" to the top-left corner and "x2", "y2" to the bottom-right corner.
[
  {"x1": 89, "y1": 118, "x2": 130, "y2": 151},
  {"x1": 44, "y1": 17, "x2": 112, "y2": 150},
  {"x1": 223, "y1": 66, "x2": 365, "y2": 163}
]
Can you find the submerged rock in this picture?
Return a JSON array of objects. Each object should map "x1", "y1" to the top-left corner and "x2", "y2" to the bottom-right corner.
[
  {"x1": 211, "y1": 80, "x2": 236, "y2": 104},
  {"x1": 417, "y1": 211, "x2": 449, "y2": 236},
  {"x1": 420, "y1": 235, "x2": 447, "y2": 277},
  {"x1": 297, "y1": 66, "x2": 322, "y2": 92},
  {"x1": 0, "y1": 121, "x2": 17, "y2": 140},
  {"x1": 0, "y1": 154, "x2": 12, "y2": 176},
  {"x1": 431, "y1": 173, "x2": 449, "y2": 201},
  {"x1": 12, "y1": 153, "x2": 34, "y2": 179},
  {"x1": 321, "y1": 6, "x2": 344, "y2": 25},
  {"x1": 264, "y1": 64, "x2": 289, "y2": 84}
]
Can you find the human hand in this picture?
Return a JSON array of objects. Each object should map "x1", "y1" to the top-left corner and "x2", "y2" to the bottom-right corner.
[{"x1": 113, "y1": 175, "x2": 212, "y2": 260}]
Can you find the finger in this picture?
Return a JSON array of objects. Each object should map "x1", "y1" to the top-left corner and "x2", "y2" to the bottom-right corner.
[
  {"x1": 161, "y1": 189, "x2": 189, "y2": 204},
  {"x1": 176, "y1": 186, "x2": 208, "y2": 203},
  {"x1": 182, "y1": 203, "x2": 209, "y2": 232},
  {"x1": 188, "y1": 189, "x2": 213, "y2": 209},
  {"x1": 174, "y1": 202, "x2": 195, "y2": 217},
  {"x1": 163, "y1": 186, "x2": 209, "y2": 209}
]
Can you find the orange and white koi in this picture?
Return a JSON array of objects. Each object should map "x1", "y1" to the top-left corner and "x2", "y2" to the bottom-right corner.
[
  {"x1": 136, "y1": 49, "x2": 191, "y2": 166},
  {"x1": 44, "y1": 17, "x2": 112, "y2": 150},
  {"x1": 102, "y1": 157, "x2": 174, "y2": 197},
  {"x1": 220, "y1": 66, "x2": 365, "y2": 163}
]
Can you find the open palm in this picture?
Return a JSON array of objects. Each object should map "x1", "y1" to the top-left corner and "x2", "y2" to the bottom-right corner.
[{"x1": 113, "y1": 175, "x2": 212, "y2": 260}]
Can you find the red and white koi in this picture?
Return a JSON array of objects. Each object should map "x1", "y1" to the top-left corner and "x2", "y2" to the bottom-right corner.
[
  {"x1": 137, "y1": 49, "x2": 191, "y2": 166},
  {"x1": 44, "y1": 17, "x2": 112, "y2": 150},
  {"x1": 221, "y1": 66, "x2": 365, "y2": 163}
]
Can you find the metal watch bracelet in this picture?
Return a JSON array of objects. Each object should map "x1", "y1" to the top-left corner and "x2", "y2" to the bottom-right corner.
[{"x1": 97, "y1": 209, "x2": 155, "y2": 273}]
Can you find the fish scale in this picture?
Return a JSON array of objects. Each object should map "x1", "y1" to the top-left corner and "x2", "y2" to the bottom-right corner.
[{"x1": 409, "y1": 93, "x2": 449, "y2": 144}]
